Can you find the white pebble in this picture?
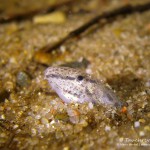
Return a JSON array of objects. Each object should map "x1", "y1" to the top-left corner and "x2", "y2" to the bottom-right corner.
[
  {"x1": 139, "y1": 131, "x2": 145, "y2": 136},
  {"x1": 50, "y1": 120, "x2": 56, "y2": 124},
  {"x1": 134, "y1": 121, "x2": 140, "y2": 128},
  {"x1": 69, "y1": 116, "x2": 79, "y2": 124},
  {"x1": 60, "y1": 46, "x2": 66, "y2": 52},
  {"x1": 41, "y1": 118, "x2": 48, "y2": 124},
  {"x1": 105, "y1": 125, "x2": 111, "y2": 131},
  {"x1": 88, "y1": 102, "x2": 94, "y2": 109},
  {"x1": 145, "y1": 80, "x2": 150, "y2": 87},
  {"x1": 35, "y1": 115, "x2": 41, "y2": 120},
  {"x1": 13, "y1": 124, "x2": 19, "y2": 129},
  {"x1": 31, "y1": 128, "x2": 37, "y2": 136},
  {"x1": 16, "y1": 129, "x2": 21, "y2": 133},
  {"x1": 0, "y1": 114, "x2": 5, "y2": 119},
  {"x1": 9, "y1": 57, "x2": 17, "y2": 64}
]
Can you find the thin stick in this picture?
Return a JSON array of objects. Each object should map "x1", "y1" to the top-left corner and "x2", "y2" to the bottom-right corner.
[{"x1": 40, "y1": 2, "x2": 150, "y2": 53}]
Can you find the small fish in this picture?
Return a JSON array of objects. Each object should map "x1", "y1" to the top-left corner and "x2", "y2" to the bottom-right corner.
[{"x1": 44, "y1": 67, "x2": 127, "y2": 109}]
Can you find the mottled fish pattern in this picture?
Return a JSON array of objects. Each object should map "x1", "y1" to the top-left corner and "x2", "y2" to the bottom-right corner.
[{"x1": 44, "y1": 67, "x2": 127, "y2": 109}]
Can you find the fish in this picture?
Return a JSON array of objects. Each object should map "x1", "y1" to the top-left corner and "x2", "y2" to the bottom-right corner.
[{"x1": 44, "y1": 67, "x2": 127, "y2": 109}]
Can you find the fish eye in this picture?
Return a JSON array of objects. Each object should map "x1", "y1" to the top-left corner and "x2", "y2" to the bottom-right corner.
[{"x1": 77, "y1": 75, "x2": 84, "y2": 81}]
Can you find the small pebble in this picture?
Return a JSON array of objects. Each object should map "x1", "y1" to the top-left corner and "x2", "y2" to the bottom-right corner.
[
  {"x1": 119, "y1": 137, "x2": 124, "y2": 142},
  {"x1": 67, "y1": 108, "x2": 80, "y2": 124},
  {"x1": 0, "y1": 133, "x2": 6, "y2": 138},
  {"x1": 16, "y1": 71, "x2": 31, "y2": 87},
  {"x1": 35, "y1": 115, "x2": 41, "y2": 120},
  {"x1": 55, "y1": 131, "x2": 63, "y2": 139},
  {"x1": 79, "y1": 119, "x2": 88, "y2": 127},
  {"x1": 145, "y1": 80, "x2": 150, "y2": 87},
  {"x1": 41, "y1": 118, "x2": 49, "y2": 124},
  {"x1": 0, "y1": 114, "x2": 5, "y2": 119},
  {"x1": 13, "y1": 124, "x2": 19, "y2": 129},
  {"x1": 88, "y1": 102, "x2": 94, "y2": 109},
  {"x1": 50, "y1": 120, "x2": 56, "y2": 125},
  {"x1": 69, "y1": 116, "x2": 80, "y2": 124},
  {"x1": 60, "y1": 46, "x2": 66, "y2": 53},
  {"x1": 33, "y1": 11, "x2": 66, "y2": 24},
  {"x1": 63, "y1": 146, "x2": 69, "y2": 150},
  {"x1": 16, "y1": 129, "x2": 21, "y2": 133},
  {"x1": 67, "y1": 109, "x2": 80, "y2": 117},
  {"x1": 31, "y1": 128, "x2": 37, "y2": 136},
  {"x1": 9, "y1": 57, "x2": 17, "y2": 64},
  {"x1": 134, "y1": 121, "x2": 140, "y2": 128},
  {"x1": 105, "y1": 126, "x2": 111, "y2": 131},
  {"x1": 139, "y1": 119, "x2": 146, "y2": 124},
  {"x1": 4, "y1": 81, "x2": 14, "y2": 91},
  {"x1": 139, "y1": 131, "x2": 145, "y2": 136}
]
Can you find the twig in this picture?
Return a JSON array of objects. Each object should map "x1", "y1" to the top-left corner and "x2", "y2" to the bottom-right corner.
[
  {"x1": 0, "y1": 0, "x2": 79, "y2": 23},
  {"x1": 39, "y1": 2, "x2": 150, "y2": 53}
]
